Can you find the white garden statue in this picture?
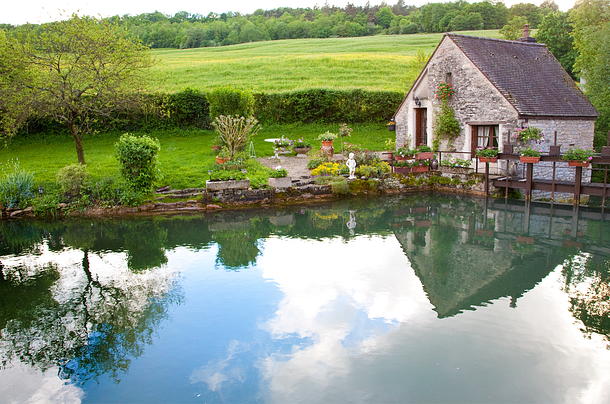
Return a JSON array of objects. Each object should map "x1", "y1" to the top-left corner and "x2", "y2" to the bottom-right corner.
[{"x1": 346, "y1": 153, "x2": 357, "y2": 179}]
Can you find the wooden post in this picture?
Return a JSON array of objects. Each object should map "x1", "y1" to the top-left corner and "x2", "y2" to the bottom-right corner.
[
  {"x1": 550, "y1": 131, "x2": 559, "y2": 202},
  {"x1": 574, "y1": 166, "x2": 582, "y2": 205},
  {"x1": 525, "y1": 162, "x2": 533, "y2": 201},
  {"x1": 485, "y1": 161, "x2": 489, "y2": 197}
]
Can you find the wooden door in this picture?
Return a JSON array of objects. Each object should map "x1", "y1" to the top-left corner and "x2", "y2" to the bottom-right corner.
[{"x1": 415, "y1": 108, "x2": 427, "y2": 146}]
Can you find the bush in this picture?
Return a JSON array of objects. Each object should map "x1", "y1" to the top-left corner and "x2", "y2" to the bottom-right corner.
[
  {"x1": 56, "y1": 164, "x2": 90, "y2": 194},
  {"x1": 164, "y1": 88, "x2": 210, "y2": 129},
  {"x1": 31, "y1": 193, "x2": 61, "y2": 218},
  {"x1": 0, "y1": 159, "x2": 35, "y2": 209},
  {"x1": 211, "y1": 115, "x2": 260, "y2": 159},
  {"x1": 115, "y1": 133, "x2": 161, "y2": 193},
  {"x1": 207, "y1": 87, "x2": 255, "y2": 119}
]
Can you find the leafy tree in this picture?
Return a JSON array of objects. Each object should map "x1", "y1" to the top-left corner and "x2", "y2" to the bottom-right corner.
[
  {"x1": 536, "y1": 11, "x2": 578, "y2": 79},
  {"x1": 499, "y1": 16, "x2": 529, "y2": 40},
  {"x1": 0, "y1": 14, "x2": 154, "y2": 165},
  {"x1": 571, "y1": 0, "x2": 610, "y2": 148},
  {"x1": 509, "y1": 2, "x2": 543, "y2": 28},
  {"x1": 376, "y1": 6, "x2": 396, "y2": 29}
]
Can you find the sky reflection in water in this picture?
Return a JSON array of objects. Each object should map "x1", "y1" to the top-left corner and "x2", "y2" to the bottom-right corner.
[{"x1": 1, "y1": 195, "x2": 610, "y2": 403}]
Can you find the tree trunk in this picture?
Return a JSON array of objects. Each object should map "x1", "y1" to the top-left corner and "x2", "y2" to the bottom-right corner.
[{"x1": 69, "y1": 120, "x2": 86, "y2": 165}]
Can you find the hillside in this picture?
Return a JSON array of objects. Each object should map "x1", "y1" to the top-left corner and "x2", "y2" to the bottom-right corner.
[{"x1": 148, "y1": 30, "x2": 502, "y2": 93}]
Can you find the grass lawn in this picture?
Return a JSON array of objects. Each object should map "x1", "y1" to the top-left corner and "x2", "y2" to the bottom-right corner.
[
  {"x1": 148, "y1": 30, "x2": 501, "y2": 93},
  {"x1": 1, "y1": 123, "x2": 391, "y2": 191}
]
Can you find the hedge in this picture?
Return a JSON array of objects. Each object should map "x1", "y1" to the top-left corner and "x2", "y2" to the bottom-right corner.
[
  {"x1": 13, "y1": 88, "x2": 404, "y2": 138},
  {"x1": 254, "y1": 89, "x2": 404, "y2": 124}
]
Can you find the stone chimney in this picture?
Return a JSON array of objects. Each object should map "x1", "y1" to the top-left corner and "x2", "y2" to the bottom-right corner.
[{"x1": 516, "y1": 24, "x2": 536, "y2": 43}]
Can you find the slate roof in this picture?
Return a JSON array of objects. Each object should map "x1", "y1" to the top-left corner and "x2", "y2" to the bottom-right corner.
[{"x1": 446, "y1": 33, "x2": 599, "y2": 119}]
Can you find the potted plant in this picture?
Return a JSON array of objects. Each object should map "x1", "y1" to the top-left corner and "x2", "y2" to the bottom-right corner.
[
  {"x1": 292, "y1": 138, "x2": 312, "y2": 157},
  {"x1": 216, "y1": 147, "x2": 231, "y2": 164},
  {"x1": 274, "y1": 136, "x2": 292, "y2": 151},
  {"x1": 519, "y1": 146, "x2": 542, "y2": 163},
  {"x1": 387, "y1": 120, "x2": 396, "y2": 131},
  {"x1": 514, "y1": 127, "x2": 544, "y2": 143},
  {"x1": 475, "y1": 147, "x2": 499, "y2": 163},
  {"x1": 414, "y1": 145, "x2": 434, "y2": 160},
  {"x1": 395, "y1": 146, "x2": 413, "y2": 161},
  {"x1": 268, "y1": 166, "x2": 291, "y2": 188},
  {"x1": 562, "y1": 147, "x2": 595, "y2": 167},
  {"x1": 412, "y1": 159, "x2": 430, "y2": 172},
  {"x1": 318, "y1": 131, "x2": 338, "y2": 143},
  {"x1": 393, "y1": 160, "x2": 412, "y2": 174},
  {"x1": 318, "y1": 131, "x2": 337, "y2": 157}
]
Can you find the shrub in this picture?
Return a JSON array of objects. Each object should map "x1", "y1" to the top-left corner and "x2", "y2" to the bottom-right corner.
[
  {"x1": 164, "y1": 88, "x2": 210, "y2": 129},
  {"x1": 211, "y1": 115, "x2": 260, "y2": 160},
  {"x1": 307, "y1": 156, "x2": 328, "y2": 170},
  {"x1": 56, "y1": 164, "x2": 90, "y2": 194},
  {"x1": 207, "y1": 87, "x2": 255, "y2": 119},
  {"x1": 31, "y1": 193, "x2": 62, "y2": 218},
  {"x1": 0, "y1": 159, "x2": 35, "y2": 209},
  {"x1": 115, "y1": 133, "x2": 161, "y2": 193}
]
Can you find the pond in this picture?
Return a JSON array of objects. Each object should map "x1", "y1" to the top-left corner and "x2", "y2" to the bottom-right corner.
[{"x1": 1, "y1": 194, "x2": 610, "y2": 403}]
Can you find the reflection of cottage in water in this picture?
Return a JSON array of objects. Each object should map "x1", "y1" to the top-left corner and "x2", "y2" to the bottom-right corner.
[{"x1": 393, "y1": 203, "x2": 577, "y2": 318}]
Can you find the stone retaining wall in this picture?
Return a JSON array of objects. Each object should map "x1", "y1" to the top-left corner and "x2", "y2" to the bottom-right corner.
[{"x1": 1, "y1": 171, "x2": 491, "y2": 219}]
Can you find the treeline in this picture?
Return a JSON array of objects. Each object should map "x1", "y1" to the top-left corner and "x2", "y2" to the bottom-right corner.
[{"x1": 2, "y1": 1, "x2": 559, "y2": 49}]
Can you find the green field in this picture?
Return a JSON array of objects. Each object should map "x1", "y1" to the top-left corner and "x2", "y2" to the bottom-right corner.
[{"x1": 148, "y1": 30, "x2": 501, "y2": 93}]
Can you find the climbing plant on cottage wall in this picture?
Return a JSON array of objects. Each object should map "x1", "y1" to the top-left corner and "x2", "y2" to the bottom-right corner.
[{"x1": 433, "y1": 82, "x2": 461, "y2": 150}]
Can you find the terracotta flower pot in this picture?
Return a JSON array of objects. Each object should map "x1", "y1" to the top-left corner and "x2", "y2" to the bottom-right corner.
[
  {"x1": 216, "y1": 156, "x2": 227, "y2": 164},
  {"x1": 412, "y1": 166, "x2": 429, "y2": 172},
  {"x1": 321, "y1": 141, "x2": 334, "y2": 157},
  {"x1": 568, "y1": 160, "x2": 590, "y2": 167},
  {"x1": 395, "y1": 155, "x2": 409, "y2": 161},
  {"x1": 211, "y1": 145, "x2": 222, "y2": 152},
  {"x1": 415, "y1": 152, "x2": 434, "y2": 160},
  {"x1": 478, "y1": 156, "x2": 497, "y2": 163},
  {"x1": 520, "y1": 156, "x2": 540, "y2": 163},
  {"x1": 393, "y1": 166, "x2": 412, "y2": 174}
]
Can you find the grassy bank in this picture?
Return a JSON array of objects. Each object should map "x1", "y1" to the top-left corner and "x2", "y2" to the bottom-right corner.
[
  {"x1": 148, "y1": 30, "x2": 501, "y2": 93},
  {"x1": 1, "y1": 123, "x2": 390, "y2": 191}
]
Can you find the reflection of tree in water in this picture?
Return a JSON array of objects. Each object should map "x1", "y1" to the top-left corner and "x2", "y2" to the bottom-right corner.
[
  {"x1": 562, "y1": 252, "x2": 610, "y2": 349},
  {"x1": 0, "y1": 256, "x2": 181, "y2": 383},
  {"x1": 123, "y1": 220, "x2": 168, "y2": 271},
  {"x1": 0, "y1": 221, "x2": 45, "y2": 256}
]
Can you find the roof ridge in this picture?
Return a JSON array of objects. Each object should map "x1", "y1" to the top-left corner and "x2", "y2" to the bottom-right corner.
[{"x1": 445, "y1": 32, "x2": 545, "y2": 47}]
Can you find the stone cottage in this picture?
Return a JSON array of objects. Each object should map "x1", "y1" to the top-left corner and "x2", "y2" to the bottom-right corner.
[{"x1": 393, "y1": 29, "x2": 599, "y2": 182}]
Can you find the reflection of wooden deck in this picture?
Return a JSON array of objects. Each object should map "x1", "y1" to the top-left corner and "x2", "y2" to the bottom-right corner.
[{"x1": 493, "y1": 177, "x2": 610, "y2": 197}]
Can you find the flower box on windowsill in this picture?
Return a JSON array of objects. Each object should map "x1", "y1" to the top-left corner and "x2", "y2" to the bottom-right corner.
[
  {"x1": 519, "y1": 156, "x2": 540, "y2": 164},
  {"x1": 568, "y1": 160, "x2": 590, "y2": 167},
  {"x1": 412, "y1": 166, "x2": 429, "y2": 172},
  {"x1": 478, "y1": 157, "x2": 497, "y2": 163}
]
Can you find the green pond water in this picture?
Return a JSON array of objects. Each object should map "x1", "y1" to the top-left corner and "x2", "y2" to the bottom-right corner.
[{"x1": 1, "y1": 193, "x2": 610, "y2": 403}]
